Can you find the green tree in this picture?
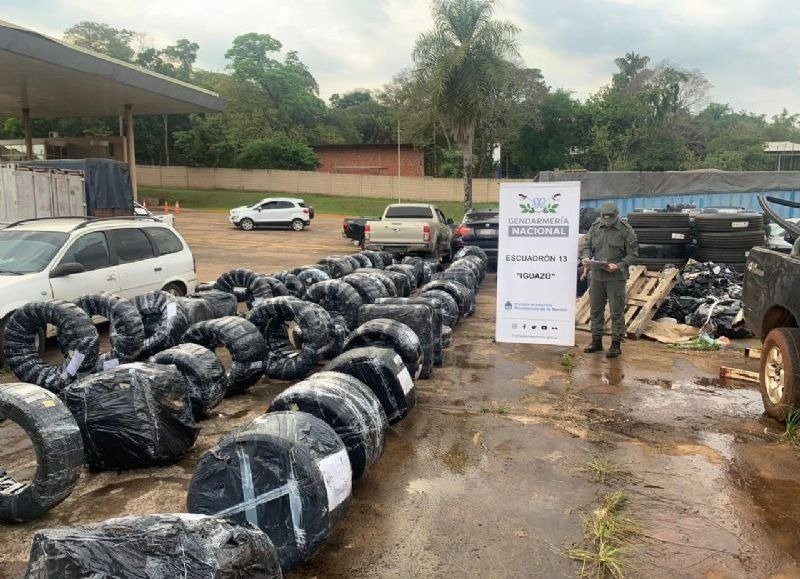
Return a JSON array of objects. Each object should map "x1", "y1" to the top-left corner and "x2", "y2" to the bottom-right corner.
[
  {"x1": 236, "y1": 136, "x2": 320, "y2": 170},
  {"x1": 412, "y1": 0, "x2": 520, "y2": 209},
  {"x1": 64, "y1": 21, "x2": 136, "y2": 62}
]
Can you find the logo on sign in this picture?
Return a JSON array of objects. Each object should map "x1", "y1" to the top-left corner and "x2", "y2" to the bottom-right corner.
[
  {"x1": 518, "y1": 193, "x2": 561, "y2": 214},
  {"x1": 504, "y1": 301, "x2": 513, "y2": 311}
]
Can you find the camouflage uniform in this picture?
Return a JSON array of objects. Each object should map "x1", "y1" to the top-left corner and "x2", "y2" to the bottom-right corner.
[{"x1": 582, "y1": 207, "x2": 638, "y2": 349}]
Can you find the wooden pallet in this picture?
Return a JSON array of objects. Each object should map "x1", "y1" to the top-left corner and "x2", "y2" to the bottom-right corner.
[{"x1": 575, "y1": 266, "x2": 679, "y2": 339}]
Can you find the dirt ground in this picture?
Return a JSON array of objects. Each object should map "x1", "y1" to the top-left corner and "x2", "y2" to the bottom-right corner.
[{"x1": 2, "y1": 210, "x2": 800, "y2": 578}]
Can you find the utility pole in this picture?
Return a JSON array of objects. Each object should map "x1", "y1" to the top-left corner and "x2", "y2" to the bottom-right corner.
[{"x1": 397, "y1": 118, "x2": 401, "y2": 203}]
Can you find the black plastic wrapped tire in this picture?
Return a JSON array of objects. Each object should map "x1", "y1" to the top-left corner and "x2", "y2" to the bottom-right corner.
[
  {"x1": 187, "y1": 289, "x2": 238, "y2": 319},
  {"x1": 453, "y1": 246, "x2": 488, "y2": 265},
  {"x1": 400, "y1": 256, "x2": 426, "y2": 286},
  {"x1": 187, "y1": 411, "x2": 352, "y2": 572},
  {"x1": 385, "y1": 264, "x2": 418, "y2": 291},
  {"x1": 132, "y1": 291, "x2": 190, "y2": 359},
  {"x1": 62, "y1": 363, "x2": 198, "y2": 471},
  {"x1": 271, "y1": 272, "x2": 305, "y2": 298},
  {"x1": 182, "y1": 317, "x2": 267, "y2": 393},
  {"x1": 377, "y1": 251, "x2": 395, "y2": 267},
  {"x1": 434, "y1": 268, "x2": 479, "y2": 293},
  {"x1": 3, "y1": 300, "x2": 100, "y2": 393},
  {"x1": 420, "y1": 289, "x2": 460, "y2": 328},
  {"x1": 247, "y1": 298, "x2": 330, "y2": 381},
  {"x1": 296, "y1": 267, "x2": 331, "y2": 288},
  {"x1": 317, "y1": 257, "x2": 353, "y2": 278},
  {"x1": 25, "y1": 514, "x2": 283, "y2": 579},
  {"x1": 74, "y1": 293, "x2": 144, "y2": 371},
  {"x1": 455, "y1": 255, "x2": 486, "y2": 282},
  {"x1": 349, "y1": 253, "x2": 372, "y2": 269},
  {"x1": 342, "y1": 274, "x2": 388, "y2": 304},
  {"x1": 442, "y1": 325, "x2": 453, "y2": 348},
  {"x1": 343, "y1": 319, "x2": 423, "y2": 379},
  {"x1": 324, "y1": 347, "x2": 415, "y2": 424},
  {"x1": 352, "y1": 269, "x2": 397, "y2": 297},
  {"x1": 269, "y1": 371, "x2": 387, "y2": 481},
  {"x1": 175, "y1": 296, "x2": 216, "y2": 325},
  {"x1": 361, "y1": 301, "x2": 439, "y2": 376},
  {"x1": 421, "y1": 279, "x2": 475, "y2": 317},
  {"x1": 304, "y1": 280, "x2": 364, "y2": 331},
  {"x1": 214, "y1": 269, "x2": 275, "y2": 307},
  {"x1": 381, "y1": 269, "x2": 411, "y2": 297},
  {"x1": 358, "y1": 250, "x2": 384, "y2": 269},
  {"x1": 150, "y1": 343, "x2": 228, "y2": 419},
  {"x1": 0, "y1": 383, "x2": 83, "y2": 522}
]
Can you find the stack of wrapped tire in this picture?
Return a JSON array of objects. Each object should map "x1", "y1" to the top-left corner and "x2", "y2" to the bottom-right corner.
[
  {"x1": 627, "y1": 210, "x2": 693, "y2": 271},
  {"x1": 695, "y1": 212, "x2": 765, "y2": 270}
]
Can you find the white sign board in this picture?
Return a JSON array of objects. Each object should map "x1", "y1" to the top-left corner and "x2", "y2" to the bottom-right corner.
[{"x1": 495, "y1": 182, "x2": 581, "y2": 346}]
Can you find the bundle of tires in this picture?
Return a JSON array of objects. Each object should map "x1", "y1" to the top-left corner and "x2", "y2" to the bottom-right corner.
[
  {"x1": 626, "y1": 211, "x2": 692, "y2": 271},
  {"x1": 695, "y1": 213, "x2": 765, "y2": 270}
]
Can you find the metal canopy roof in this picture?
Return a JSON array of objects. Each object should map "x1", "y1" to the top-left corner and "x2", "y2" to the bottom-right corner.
[{"x1": 0, "y1": 19, "x2": 227, "y2": 118}]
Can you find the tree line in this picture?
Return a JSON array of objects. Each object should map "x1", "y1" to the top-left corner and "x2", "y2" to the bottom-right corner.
[{"x1": 1, "y1": 1, "x2": 798, "y2": 208}]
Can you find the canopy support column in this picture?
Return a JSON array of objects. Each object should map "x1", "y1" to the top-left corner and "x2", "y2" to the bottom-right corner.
[
  {"x1": 22, "y1": 108, "x2": 33, "y2": 160},
  {"x1": 125, "y1": 104, "x2": 138, "y2": 202}
]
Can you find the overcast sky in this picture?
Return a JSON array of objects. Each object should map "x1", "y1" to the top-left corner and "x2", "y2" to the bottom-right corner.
[{"x1": 5, "y1": 0, "x2": 800, "y2": 116}]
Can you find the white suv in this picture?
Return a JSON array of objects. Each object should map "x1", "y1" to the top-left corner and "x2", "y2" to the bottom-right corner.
[
  {"x1": 229, "y1": 197, "x2": 314, "y2": 231},
  {"x1": 0, "y1": 216, "x2": 197, "y2": 339}
]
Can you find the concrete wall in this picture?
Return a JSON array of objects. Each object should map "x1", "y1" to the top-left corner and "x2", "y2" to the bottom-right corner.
[
  {"x1": 137, "y1": 165, "x2": 515, "y2": 203},
  {"x1": 314, "y1": 145, "x2": 424, "y2": 177}
]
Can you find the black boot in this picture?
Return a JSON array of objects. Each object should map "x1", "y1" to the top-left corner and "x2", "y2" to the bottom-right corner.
[
  {"x1": 584, "y1": 338, "x2": 603, "y2": 353},
  {"x1": 606, "y1": 341, "x2": 621, "y2": 358}
]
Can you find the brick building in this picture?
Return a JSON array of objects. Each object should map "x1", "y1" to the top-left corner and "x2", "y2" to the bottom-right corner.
[{"x1": 313, "y1": 144, "x2": 424, "y2": 177}]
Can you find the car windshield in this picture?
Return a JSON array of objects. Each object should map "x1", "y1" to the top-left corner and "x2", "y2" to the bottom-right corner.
[
  {"x1": 385, "y1": 206, "x2": 433, "y2": 219},
  {"x1": 0, "y1": 230, "x2": 68, "y2": 274}
]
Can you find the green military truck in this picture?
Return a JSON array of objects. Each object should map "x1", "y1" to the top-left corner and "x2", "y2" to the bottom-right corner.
[{"x1": 743, "y1": 196, "x2": 800, "y2": 421}]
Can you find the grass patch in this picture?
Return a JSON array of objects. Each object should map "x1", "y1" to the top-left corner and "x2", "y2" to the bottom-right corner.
[
  {"x1": 584, "y1": 457, "x2": 630, "y2": 484},
  {"x1": 784, "y1": 406, "x2": 800, "y2": 444},
  {"x1": 563, "y1": 352, "x2": 576, "y2": 375},
  {"x1": 564, "y1": 491, "x2": 639, "y2": 578},
  {"x1": 140, "y1": 186, "x2": 494, "y2": 219},
  {"x1": 480, "y1": 406, "x2": 508, "y2": 415}
]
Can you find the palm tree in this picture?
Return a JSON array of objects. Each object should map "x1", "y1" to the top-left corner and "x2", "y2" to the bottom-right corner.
[{"x1": 413, "y1": 0, "x2": 519, "y2": 210}]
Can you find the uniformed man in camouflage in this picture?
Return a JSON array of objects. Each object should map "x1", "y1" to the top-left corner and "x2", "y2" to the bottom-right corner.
[{"x1": 581, "y1": 203, "x2": 638, "y2": 358}]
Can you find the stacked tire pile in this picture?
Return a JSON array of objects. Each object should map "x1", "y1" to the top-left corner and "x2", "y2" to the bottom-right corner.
[
  {"x1": 626, "y1": 211, "x2": 692, "y2": 271},
  {"x1": 5, "y1": 245, "x2": 488, "y2": 577},
  {"x1": 695, "y1": 212, "x2": 765, "y2": 270}
]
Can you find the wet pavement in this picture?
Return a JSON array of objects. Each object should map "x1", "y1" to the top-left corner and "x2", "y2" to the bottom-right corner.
[{"x1": 2, "y1": 210, "x2": 800, "y2": 578}]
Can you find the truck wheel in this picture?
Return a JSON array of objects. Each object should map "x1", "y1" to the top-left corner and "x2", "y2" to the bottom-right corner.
[
  {"x1": 240, "y1": 218, "x2": 254, "y2": 231},
  {"x1": 760, "y1": 327, "x2": 800, "y2": 422},
  {"x1": 291, "y1": 219, "x2": 305, "y2": 231}
]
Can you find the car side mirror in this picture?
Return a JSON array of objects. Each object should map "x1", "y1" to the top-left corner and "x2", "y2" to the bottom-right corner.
[{"x1": 50, "y1": 262, "x2": 85, "y2": 278}]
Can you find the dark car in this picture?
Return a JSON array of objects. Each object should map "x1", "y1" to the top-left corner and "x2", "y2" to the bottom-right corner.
[
  {"x1": 342, "y1": 216, "x2": 379, "y2": 247},
  {"x1": 452, "y1": 208, "x2": 499, "y2": 266}
]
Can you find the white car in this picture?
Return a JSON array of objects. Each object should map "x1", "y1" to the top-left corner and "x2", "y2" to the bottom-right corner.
[
  {"x1": 134, "y1": 202, "x2": 175, "y2": 228},
  {"x1": 229, "y1": 197, "x2": 314, "y2": 231},
  {"x1": 0, "y1": 216, "x2": 197, "y2": 347}
]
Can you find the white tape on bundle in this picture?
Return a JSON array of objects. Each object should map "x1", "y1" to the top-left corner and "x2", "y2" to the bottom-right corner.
[
  {"x1": 671, "y1": 233, "x2": 686, "y2": 240},
  {"x1": 397, "y1": 367, "x2": 414, "y2": 395},
  {"x1": 316, "y1": 449, "x2": 352, "y2": 511},
  {"x1": 102, "y1": 358, "x2": 120, "y2": 371},
  {"x1": 65, "y1": 351, "x2": 85, "y2": 377},
  {"x1": 166, "y1": 302, "x2": 178, "y2": 319}
]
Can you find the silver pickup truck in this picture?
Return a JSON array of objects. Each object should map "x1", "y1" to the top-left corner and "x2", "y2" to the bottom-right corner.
[{"x1": 364, "y1": 203, "x2": 454, "y2": 260}]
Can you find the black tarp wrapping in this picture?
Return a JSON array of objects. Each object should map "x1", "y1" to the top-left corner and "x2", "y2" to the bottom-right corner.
[
  {"x1": 380, "y1": 269, "x2": 411, "y2": 297},
  {"x1": 324, "y1": 347, "x2": 415, "y2": 424},
  {"x1": 371, "y1": 298, "x2": 444, "y2": 369},
  {"x1": 247, "y1": 297, "x2": 331, "y2": 380},
  {"x1": 349, "y1": 253, "x2": 372, "y2": 269},
  {"x1": 433, "y1": 268, "x2": 479, "y2": 294},
  {"x1": 442, "y1": 325, "x2": 453, "y2": 348},
  {"x1": 316, "y1": 257, "x2": 353, "y2": 278},
  {"x1": 195, "y1": 281, "x2": 216, "y2": 292},
  {"x1": 342, "y1": 273, "x2": 389, "y2": 304},
  {"x1": 214, "y1": 269, "x2": 275, "y2": 309},
  {"x1": 343, "y1": 319, "x2": 423, "y2": 380},
  {"x1": 187, "y1": 289, "x2": 238, "y2": 319},
  {"x1": 296, "y1": 267, "x2": 331, "y2": 288},
  {"x1": 420, "y1": 280, "x2": 476, "y2": 317},
  {"x1": 340, "y1": 255, "x2": 362, "y2": 272},
  {"x1": 269, "y1": 371, "x2": 387, "y2": 481},
  {"x1": 187, "y1": 411, "x2": 352, "y2": 572},
  {"x1": 304, "y1": 280, "x2": 364, "y2": 331},
  {"x1": 352, "y1": 269, "x2": 398, "y2": 297},
  {"x1": 20, "y1": 159, "x2": 132, "y2": 213},
  {"x1": 358, "y1": 250, "x2": 384, "y2": 269},
  {"x1": 175, "y1": 296, "x2": 216, "y2": 326},
  {"x1": 327, "y1": 313, "x2": 350, "y2": 360},
  {"x1": 25, "y1": 514, "x2": 283, "y2": 579},
  {"x1": 62, "y1": 363, "x2": 198, "y2": 471},
  {"x1": 420, "y1": 289, "x2": 460, "y2": 328},
  {"x1": 150, "y1": 343, "x2": 228, "y2": 419},
  {"x1": 271, "y1": 272, "x2": 305, "y2": 298},
  {"x1": 74, "y1": 293, "x2": 145, "y2": 371},
  {"x1": 181, "y1": 317, "x2": 267, "y2": 394},
  {"x1": 292, "y1": 263, "x2": 331, "y2": 277},
  {"x1": 377, "y1": 251, "x2": 395, "y2": 267},
  {"x1": 132, "y1": 291, "x2": 190, "y2": 359},
  {"x1": 454, "y1": 246, "x2": 488, "y2": 265},
  {"x1": 3, "y1": 300, "x2": 99, "y2": 393},
  {"x1": 450, "y1": 257, "x2": 484, "y2": 284},
  {"x1": 688, "y1": 298, "x2": 753, "y2": 339},
  {"x1": 0, "y1": 383, "x2": 83, "y2": 523},
  {"x1": 385, "y1": 264, "x2": 418, "y2": 292},
  {"x1": 400, "y1": 256, "x2": 429, "y2": 286}
]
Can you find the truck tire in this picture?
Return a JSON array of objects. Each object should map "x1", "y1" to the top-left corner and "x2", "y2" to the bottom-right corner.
[
  {"x1": 269, "y1": 372, "x2": 387, "y2": 481},
  {"x1": 214, "y1": 269, "x2": 274, "y2": 308},
  {"x1": 349, "y1": 253, "x2": 372, "y2": 268},
  {"x1": 175, "y1": 296, "x2": 216, "y2": 325},
  {"x1": 342, "y1": 274, "x2": 388, "y2": 304},
  {"x1": 75, "y1": 293, "x2": 145, "y2": 371},
  {"x1": 150, "y1": 343, "x2": 228, "y2": 419},
  {"x1": 385, "y1": 264, "x2": 418, "y2": 291},
  {"x1": 296, "y1": 267, "x2": 331, "y2": 289},
  {"x1": 421, "y1": 280, "x2": 475, "y2": 317},
  {"x1": 458, "y1": 255, "x2": 487, "y2": 282},
  {"x1": 182, "y1": 317, "x2": 267, "y2": 393},
  {"x1": 133, "y1": 291, "x2": 190, "y2": 359},
  {"x1": 352, "y1": 269, "x2": 397, "y2": 297},
  {"x1": 186, "y1": 290, "x2": 238, "y2": 319},
  {"x1": 759, "y1": 327, "x2": 800, "y2": 422},
  {"x1": 324, "y1": 347, "x2": 415, "y2": 424},
  {"x1": 359, "y1": 250, "x2": 384, "y2": 269},
  {"x1": 695, "y1": 213, "x2": 764, "y2": 233},
  {"x1": 453, "y1": 246, "x2": 488, "y2": 265},
  {"x1": 381, "y1": 269, "x2": 411, "y2": 297},
  {"x1": 304, "y1": 280, "x2": 364, "y2": 330},
  {"x1": 4, "y1": 300, "x2": 100, "y2": 393},
  {"x1": 420, "y1": 289, "x2": 461, "y2": 328},
  {"x1": 271, "y1": 272, "x2": 305, "y2": 298},
  {"x1": 187, "y1": 411, "x2": 351, "y2": 572},
  {"x1": 364, "y1": 301, "x2": 441, "y2": 375},
  {"x1": 317, "y1": 257, "x2": 353, "y2": 279},
  {"x1": 0, "y1": 383, "x2": 83, "y2": 522},
  {"x1": 377, "y1": 251, "x2": 395, "y2": 267},
  {"x1": 343, "y1": 319, "x2": 423, "y2": 379},
  {"x1": 434, "y1": 268, "x2": 479, "y2": 293}
]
